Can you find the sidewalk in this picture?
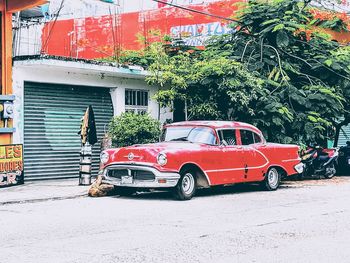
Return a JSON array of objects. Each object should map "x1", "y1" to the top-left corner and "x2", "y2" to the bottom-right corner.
[{"x1": 0, "y1": 179, "x2": 91, "y2": 205}]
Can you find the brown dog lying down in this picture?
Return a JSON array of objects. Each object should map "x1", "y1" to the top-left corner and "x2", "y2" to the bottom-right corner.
[{"x1": 88, "y1": 175, "x2": 115, "y2": 197}]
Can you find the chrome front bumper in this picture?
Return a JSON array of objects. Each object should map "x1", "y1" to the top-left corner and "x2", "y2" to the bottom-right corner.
[{"x1": 101, "y1": 164, "x2": 180, "y2": 188}]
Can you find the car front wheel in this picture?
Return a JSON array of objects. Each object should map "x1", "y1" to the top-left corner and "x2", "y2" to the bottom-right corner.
[
  {"x1": 173, "y1": 170, "x2": 196, "y2": 200},
  {"x1": 262, "y1": 167, "x2": 281, "y2": 191}
]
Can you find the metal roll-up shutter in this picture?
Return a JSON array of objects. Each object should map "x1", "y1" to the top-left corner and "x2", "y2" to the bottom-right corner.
[
  {"x1": 24, "y1": 82, "x2": 114, "y2": 180},
  {"x1": 338, "y1": 124, "x2": 350, "y2": 146}
]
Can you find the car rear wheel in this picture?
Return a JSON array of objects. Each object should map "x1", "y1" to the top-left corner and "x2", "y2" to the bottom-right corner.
[
  {"x1": 173, "y1": 170, "x2": 196, "y2": 200},
  {"x1": 262, "y1": 168, "x2": 281, "y2": 191}
]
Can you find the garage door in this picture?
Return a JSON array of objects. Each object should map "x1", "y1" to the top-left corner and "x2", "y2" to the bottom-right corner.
[
  {"x1": 24, "y1": 82, "x2": 114, "y2": 180},
  {"x1": 338, "y1": 124, "x2": 350, "y2": 147}
]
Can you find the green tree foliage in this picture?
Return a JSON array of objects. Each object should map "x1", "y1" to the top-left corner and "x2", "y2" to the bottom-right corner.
[
  {"x1": 221, "y1": 0, "x2": 350, "y2": 144},
  {"x1": 145, "y1": 0, "x2": 350, "y2": 144},
  {"x1": 108, "y1": 112, "x2": 161, "y2": 147},
  {"x1": 107, "y1": 0, "x2": 350, "y2": 144}
]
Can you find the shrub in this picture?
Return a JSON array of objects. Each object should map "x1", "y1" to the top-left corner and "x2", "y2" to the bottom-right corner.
[{"x1": 108, "y1": 112, "x2": 161, "y2": 147}]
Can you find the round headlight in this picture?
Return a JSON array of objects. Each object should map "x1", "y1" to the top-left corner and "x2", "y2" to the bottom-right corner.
[
  {"x1": 157, "y1": 153, "x2": 167, "y2": 166},
  {"x1": 100, "y1": 151, "x2": 109, "y2": 164}
]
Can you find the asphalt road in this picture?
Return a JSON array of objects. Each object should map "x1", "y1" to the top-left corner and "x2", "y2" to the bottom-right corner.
[{"x1": 1, "y1": 177, "x2": 350, "y2": 263}]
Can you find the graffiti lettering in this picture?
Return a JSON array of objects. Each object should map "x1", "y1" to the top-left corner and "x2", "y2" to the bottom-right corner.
[{"x1": 171, "y1": 22, "x2": 233, "y2": 46}]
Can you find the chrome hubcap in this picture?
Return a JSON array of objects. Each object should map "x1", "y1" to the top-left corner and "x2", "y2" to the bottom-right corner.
[
  {"x1": 267, "y1": 169, "x2": 279, "y2": 188},
  {"x1": 182, "y1": 173, "x2": 195, "y2": 195}
]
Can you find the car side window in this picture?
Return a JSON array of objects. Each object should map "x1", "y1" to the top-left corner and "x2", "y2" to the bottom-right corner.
[
  {"x1": 240, "y1": 130, "x2": 255, "y2": 145},
  {"x1": 253, "y1": 132, "x2": 262, "y2": 144},
  {"x1": 218, "y1": 129, "x2": 237, "y2": 146}
]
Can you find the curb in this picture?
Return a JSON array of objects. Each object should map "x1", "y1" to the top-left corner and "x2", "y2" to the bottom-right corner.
[{"x1": 0, "y1": 193, "x2": 87, "y2": 206}]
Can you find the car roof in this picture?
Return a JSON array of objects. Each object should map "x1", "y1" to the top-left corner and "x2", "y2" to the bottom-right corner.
[{"x1": 165, "y1": 121, "x2": 262, "y2": 134}]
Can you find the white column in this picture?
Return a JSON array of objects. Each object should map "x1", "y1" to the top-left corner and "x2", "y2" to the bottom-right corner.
[
  {"x1": 12, "y1": 68, "x2": 25, "y2": 144},
  {"x1": 110, "y1": 85, "x2": 125, "y2": 116}
]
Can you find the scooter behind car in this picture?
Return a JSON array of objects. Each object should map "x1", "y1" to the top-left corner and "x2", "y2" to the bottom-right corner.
[
  {"x1": 299, "y1": 145, "x2": 339, "y2": 179},
  {"x1": 337, "y1": 141, "x2": 350, "y2": 175}
]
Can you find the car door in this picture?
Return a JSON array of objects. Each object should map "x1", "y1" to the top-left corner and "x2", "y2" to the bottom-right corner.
[
  {"x1": 239, "y1": 129, "x2": 269, "y2": 182},
  {"x1": 206, "y1": 129, "x2": 247, "y2": 185}
]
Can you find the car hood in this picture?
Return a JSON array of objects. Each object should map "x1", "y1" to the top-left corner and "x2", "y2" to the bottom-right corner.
[{"x1": 108, "y1": 142, "x2": 204, "y2": 164}]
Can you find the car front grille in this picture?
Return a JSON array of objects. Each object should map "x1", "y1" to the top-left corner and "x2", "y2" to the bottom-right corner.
[
  {"x1": 107, "y1": 169, "x2": 155, "y2": 181},
  {"x1": 134, "y1": 170, "x2": 154, "y2": 181},
  {"x1": 108, "y1": 169, "x2": 128, "y2": 179}
]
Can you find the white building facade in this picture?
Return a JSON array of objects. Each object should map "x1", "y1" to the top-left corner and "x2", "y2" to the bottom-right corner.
[{"x1": 13, "y1": 58, "x2": 172, "y2": 180}]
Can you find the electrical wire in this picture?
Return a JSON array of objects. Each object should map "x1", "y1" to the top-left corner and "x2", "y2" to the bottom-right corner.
[
  {"x1": 151, "y1": 0, "x2": 239, "y2": 23},
  {"x1": 41, "y1": 0, "x2": 66, "y2": 54}
]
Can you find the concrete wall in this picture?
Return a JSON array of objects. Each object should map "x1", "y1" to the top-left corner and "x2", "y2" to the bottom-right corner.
[
  {"x1": 49, "y1": 0, "x2": 120, "y2": 20},
  {"x1": 119, "y1": 0, "x2": 221, "y2": 13},
  {"x1": 12, "y1": 60, "x2": 172, "y2": 144},
  {"x1": 13, "y1": 24, "x2": 44, "y2": 57}
]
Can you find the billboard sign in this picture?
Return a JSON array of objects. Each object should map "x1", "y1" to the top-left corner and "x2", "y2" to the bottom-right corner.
[{"x1": 0, "y1": 144, "x2": 24, "y2": 187}]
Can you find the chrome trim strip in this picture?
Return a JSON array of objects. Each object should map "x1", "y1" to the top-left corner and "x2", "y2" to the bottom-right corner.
[
  {"x1": 105, "y1": 164, "x2": 156, "y2": 169},
  {"x1": 205, "y1": 147, "x2": 269, "y2": 173},
  {"x1": 102, "y1": 179, "x2": 179, "y2": 188},
  {"x1": 205, "y1": 164, "x2": 267, "y2": 173},
  {"x1": 202, "y1": 170, "x2": 211, "y2": 185},
  {"x1": 105, "y1": 161, "x2": 158, "y2": 168},
  {"x1": 248, "y1": 147, "x2": 270, "y2": 164},
  {"x1": 282, "y1": 158, "x2": 302, "y2": 163}
]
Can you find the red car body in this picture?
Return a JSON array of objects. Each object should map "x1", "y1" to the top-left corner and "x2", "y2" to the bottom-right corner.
[{"x1": 101, "y1": 121, "x2": 303, "y2": 198}]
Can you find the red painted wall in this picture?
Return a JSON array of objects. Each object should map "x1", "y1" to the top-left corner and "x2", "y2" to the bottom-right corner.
[
  {"x1": 41, "y1": 0, "x2": 350, "y2": 60},
  {"x1": 41, "y1": 0, "x2": 242, "y2": 59}
]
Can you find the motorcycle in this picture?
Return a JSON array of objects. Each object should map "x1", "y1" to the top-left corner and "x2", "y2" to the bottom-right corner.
[
  {"x1": 337, "y1": 141, "x2": 350, "y2": 175},
  {"x1": 299, "y1": 145, "x2": 339, "y2": 179}
]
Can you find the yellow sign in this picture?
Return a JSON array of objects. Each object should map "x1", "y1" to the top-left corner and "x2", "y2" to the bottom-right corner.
[{"x1": 0, "y1": 144, "x2": 23, "y2": 187}]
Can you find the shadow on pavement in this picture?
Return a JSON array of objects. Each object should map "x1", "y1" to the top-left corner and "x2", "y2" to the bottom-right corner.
[
  {"x1": 108, "y1": 175, "x2": 350, "y2": 201},
  {"x1": 110, "y1": 183, "x2": 279, "y2": 201}
]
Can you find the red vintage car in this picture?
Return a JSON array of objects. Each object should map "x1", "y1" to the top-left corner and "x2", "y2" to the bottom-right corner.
[{"x1": 100, "y1": 121, "x2": 304, "y2": 200}]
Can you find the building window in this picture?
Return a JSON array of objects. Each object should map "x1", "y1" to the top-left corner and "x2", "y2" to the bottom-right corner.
[{"x1": 125, "y1": 89, "x2": 149, "y2": 114}]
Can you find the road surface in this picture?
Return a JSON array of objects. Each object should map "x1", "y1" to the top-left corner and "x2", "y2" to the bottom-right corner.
[{"x1": 1, "y1": 177, "x2": 350, "y2": 263}]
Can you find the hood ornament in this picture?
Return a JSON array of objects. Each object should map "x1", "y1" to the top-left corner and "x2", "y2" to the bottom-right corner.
[{"x1": 128, "y1": 152, "x2": 135, "y2": 160}]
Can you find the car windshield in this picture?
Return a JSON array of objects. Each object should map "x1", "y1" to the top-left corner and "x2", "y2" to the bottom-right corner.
[{"x1": 162, "y1": 126, "x2": 217, "y2": 145}]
